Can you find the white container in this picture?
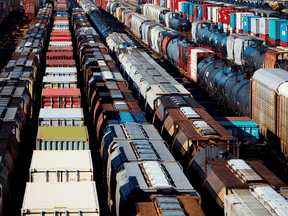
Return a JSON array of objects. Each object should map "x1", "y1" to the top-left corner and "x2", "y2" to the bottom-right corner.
[
  {"x1": 45, "y1": 67, "x2": 77, "y2": 76},
  {"x1": 42, "y1": 75, "x2": 78, "y2": 89},
  {"x1": 259, "y1": 17, "x2": 278, "y2": 35},
  {"x1": 223, "y1": 23, "x2": 228, "y2": 33},
  {"x1": 189, "y1": 48, "x2": 214, "y2": 82},
  {"x1": 212, "y1": 7, "x2": 218, "y2": 23},
  {"x1": 21, "y1": 182, "x2": 99, "y2": 216},
  {"x1": 207, "y1": 7, "x2": 212, "y2": 21},
  {"x1": 29, "y1": 150, "x2": 93, "y2": 182},
  {"x1": 236, "y1": 12, "x2": 253, "y2": 30},
  {"x1": 39, "y1": 108, "x2": 84, "y2": 127},
  {"x1": 251, "y1": 17, "x2": 260, "y2": 35}
]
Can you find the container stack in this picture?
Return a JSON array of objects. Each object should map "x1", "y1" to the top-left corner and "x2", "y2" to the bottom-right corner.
[{"x1": 21, "y1": 1, "x2": 99, "y2": 215}]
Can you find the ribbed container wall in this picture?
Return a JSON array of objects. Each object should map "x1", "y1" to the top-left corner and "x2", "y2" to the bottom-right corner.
[
  {"x1": 278, "y1": 94, "x2": 288, "y2": 156},
  {"x1": 251, "y1": 80, "x2": 276, "y2": 139}
]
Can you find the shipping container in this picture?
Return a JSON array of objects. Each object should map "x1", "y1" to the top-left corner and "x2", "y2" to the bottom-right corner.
[
  {"x1": 45, "y1": 67, "x2": 77, "y2": 76},
  {"x1": 269, "y1": 19, "x2": 288, "y2": 40},
  {"x1": 36, "y1": 126, "x2": 89, "y2": 150},
  {"x1": 21, "y1": 182, "x2": 99, "y2": 216},
  {"x1": 188, "y1": 47, "x2": 214, "y2": 83},
  {"x1": 41, "y1": 88, "x2": 81, "y2": 108},
  {"x1": 29, "y1": 150, "x2": 93, "y2": 182},
  {"x1": 218, "y1": 117, "x2": 259, "y2": 143},
  {"x1": 259, "y1": 17, "x2": 278, "y2": 36},
  {"x1": 42, "y1": 75, "x2": 77, "y2": 88},
  {"x1": 38, "y1": 108, "x2": 84, "y2": 126}
]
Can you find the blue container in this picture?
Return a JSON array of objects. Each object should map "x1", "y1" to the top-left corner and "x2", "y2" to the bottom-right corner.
[
  {"x1": 280, "y1": 23, "x2": 288, "y2": 43},
  {"x1": 218, "y1": 23, "x2": 223, "y2": 31},
  {"x1": 219, "y1": 120, "x2": 259, "y2": 143},
  {"x1": 198, "y1": 6, "x2": 203, "y2": 18},
  {"x1": 184, "y1": 2, "x2": 189, "y2": 14},
  {"x1": 189, "y1": 3, "x2": 194, "y2": 16},
  {"x1": 270, "y1": 19, "x2": 288, "y2": 40},
  {"x1": 162, "y1": 0, "x2": 165, "y2": 8},
  {"x1": 180, "y1": 2, "x2": 185, "y2": 13},
  {"x1": 230, "y1": 13, "x2": 236, "y2": 28},
  {"x1": 243, "y1": 15, "x2": 260, "y2": 32},
  {"x1": 195, "y1": 17, "x2": 198, "y2": 21},
  {"x1": 119, "y1": 112, "x2": 135, "y2": 123}
]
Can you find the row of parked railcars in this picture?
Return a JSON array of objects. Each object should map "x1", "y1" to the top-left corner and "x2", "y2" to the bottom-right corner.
[
  {"x1": 102, "y1": 1, "x2": 288, "y2": 159},
  {"x1": 0, "y1": 3, "x2": 53, "y2": 215},
  {"x1": 71, "y1": 0, "x2": 288, "y2": 215},
  {"x1": 21, "y1": 2, "x2": 99, "y2": 215},
  {"x1": 188, "y1": 146, "x2": 288, "y2": 215},
  {"x1": 74, "y1": 0, "x2": 208, "y2": 215},
  {"x1": 86, "y1": 0, "x2": 239, "y2": 163}
]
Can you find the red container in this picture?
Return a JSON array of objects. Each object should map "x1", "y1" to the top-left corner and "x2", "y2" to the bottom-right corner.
[
  {"x1": 46, "y1": 51, "x2": 73, "y2": 60},
  {"x1": 50, "y1": 36, "x2": 72, "y2": 42},
  {"x1": 237, "y1": 29, "x2": 243, "y2": 33},
  {"x1": 194, "y1": 5, "x2": 198, "y2": 16},
  {"x1": 48, "y1": 47, "x2": 73, "y2": 52},
  {"x1": 42, "y1": 88, "x2": 81, "y2": 108},
  {"x1": 46, "y1": 60, "x2": 76, "y2": 67},
  {"x1": 218, "y1": 7, "x2": 222, "y2": 23}
]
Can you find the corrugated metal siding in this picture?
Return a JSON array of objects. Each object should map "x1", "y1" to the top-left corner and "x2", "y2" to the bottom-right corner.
[
  {"x1": 252, "y1": 79, "x2": 277, "y2": 138},
  {"x1": 278, "y1": 94, "x2": 288, "y2": 156}
]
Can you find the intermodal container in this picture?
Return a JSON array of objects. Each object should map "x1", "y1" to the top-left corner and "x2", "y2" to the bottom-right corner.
[
  {"x1": 42, "y1": 75, "x2": 77, "y2": 88},
  {"x1": 36, "y1": 126, "x2": 89, "y2": 150},
  {"x1": 38, "y1": 108, "x2": 84, "y2": 126},
  {"x1": 230, "y1": 13, "x2": 236, "y2": 28},
  {"x1": 259, "y1": 17, "x2": 278, "y2": 36},
  {"x1": 269, "y1": 19, "x2": 288, "y2": 40},
  {"x1": 21, "y1": 182, "x2": 99, "y2": 216},
  {"x1": 218, "y1": 117, "x2": 259, "y2": 143},
  {"x1": 29, "y1": 150, "x2": 93, "y2": 182},
  {"x1": 280, "y1": 23, "x2": 288, "y2": 43},
  {"x1": 41, "y1": 88, "x2": 81, "y2": 108},
  {"x1": 243, "y1": 16, "x2": 260, "y2": 32}
]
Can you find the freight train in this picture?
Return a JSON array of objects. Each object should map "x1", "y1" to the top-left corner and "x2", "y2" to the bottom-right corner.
[
  {"x1": 69, "y1": 1, "x2": 288, "y2": 215},
  {"x1": 0, "y1": 3, "x2": 53, "y2": 215},
  {"x1": 187, "y1": 146, "x2": 288, "y2": 214},
  {"x1": 99, "y1": 1, "x2": 288, "y2": 159},
  {"x1": 72, "y1": 0, "x2": 208, "y2": 215},
  {"x1": 21, "y1": 2, "x2": 100, "y2": 215}
]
